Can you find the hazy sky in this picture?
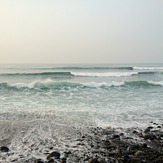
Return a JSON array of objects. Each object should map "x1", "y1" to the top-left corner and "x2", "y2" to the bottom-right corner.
[{"x1": 0, "y1": 0, "x2": 163, "y2": 64}]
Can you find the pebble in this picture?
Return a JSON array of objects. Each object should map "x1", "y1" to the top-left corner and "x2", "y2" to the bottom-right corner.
[
  {"x1": 135, "y1": 150, "x2": 145, "y2": 157},
  {"x1": 1, "y1": 123, "x2": 163, "y2": 162},
  {"x1": 0, "y1": 146, "x2": 9, "y2": 152},
  {"x1": 47, "y1": 151, "x2": 60, "y2": 160},
  {"x1": 35, "y1": 159, "x2": 44, "y2": 163}
]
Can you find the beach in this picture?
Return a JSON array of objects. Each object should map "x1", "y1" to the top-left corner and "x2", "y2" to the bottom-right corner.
[
  {"x1": 0, "y1": 117, "x2": 163, "y2": 162},
  {"x1": 0, "y1": 64, "x2": 163, "y2": 162}
]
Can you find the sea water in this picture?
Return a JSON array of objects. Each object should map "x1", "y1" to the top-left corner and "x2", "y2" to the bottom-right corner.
[
  {"x1": 0, "y1": 63, "x2": 163, "y2": 129},
  {"x1": 1, "y1": 63, "x2": 163, "y2": 161}
]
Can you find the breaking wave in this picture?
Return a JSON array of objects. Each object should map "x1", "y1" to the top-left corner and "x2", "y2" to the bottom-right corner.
[
  {"x1": 71, "y1": 72, "x2": 139, "y2": 77},
  {"x1": 0, "y1": 71, "x2": 162, "y2": 78},
  {"x1": 71, "y1": 71, "x2": 162, "y2": 77},
  {"x1": 133, "y1": 67, "x2": 163, "y2": 70},
  {"x1": 0, "y1": 80, "x2": 163, "y2": 91}
]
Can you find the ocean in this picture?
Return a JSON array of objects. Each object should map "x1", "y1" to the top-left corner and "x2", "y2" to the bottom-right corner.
[
  {"x1": 0, "y1": 63, "x2": 163, "y2": 128},
  {"x1": 1, "y1": 63, "x2": 163, "y2": 161}
]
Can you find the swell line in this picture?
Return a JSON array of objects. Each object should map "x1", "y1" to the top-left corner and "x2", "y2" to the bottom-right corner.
[
  {"x1": 0, "y1": 72, "x2": 73, "y2": 76},
  {"x1": 0, "y1": 80, "x2": 163, "y2": 91}
]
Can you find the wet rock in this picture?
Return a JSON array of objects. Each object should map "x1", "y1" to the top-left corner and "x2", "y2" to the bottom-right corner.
[
  {"x1": 35, "y1": 159, "x2": 44, "y2": 163},
  {"x1": 47, "y1": 159, "x2": 56, "y2": 163},
  {"x1": 140, "y1": 143, "x2": 147, "y2": 148},
  {"x1": 97, "y1": 158, "x2": 107, "y2": 163},
  {"x1": 112, "y1": 134, "x2": 120, "y2": 139},
  {"x1": 123, "y1": 155, "x2": 130, "y2": 162},
  {"x1": 49, "y1": 147, "x2": 53, "y2": 150},
  {"x1": 128, "y1": 158, "x2": 143, "y2": 163},
  {"x1": 135, "y1": 150, "x2": 145, "y2": 157},
  {"x1": 47, "y1": 151, "x2": 60, "y2": 160},
  {"x1": 127, "y1": 144, "x2": 140, "y2": 151},
  {"x1": 133, "y1": 130, "x2": 139, "y2": 134},
  {"x1": 152, "y1": 158, "x2": 163, "y2": 163},
  {"x1": 0, "y1": 146, "x2": 9, "y2": 152},
  {"x1": 108, "y1": 150, "x2": 119, "y2": 156},
  {"x1": 88, "y1": 158, "x2": 99, "y2": 163},
  {"x1": 64, "y1": 150, "x2": 71, "y2": 157},
  {"x1": 144, "y1": 126, "x2": 153, "y2": 133},
  {"x1": 144, "y1": 134, "x2": 157, "y2": 140},
  {"x1": 60, "y1": 157, "x2": 66, "y2": 163}
]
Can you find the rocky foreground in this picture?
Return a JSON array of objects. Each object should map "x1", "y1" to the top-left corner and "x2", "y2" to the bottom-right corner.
[{"x1": 0, "y1": 122, "x2": 163, "y2": 163}]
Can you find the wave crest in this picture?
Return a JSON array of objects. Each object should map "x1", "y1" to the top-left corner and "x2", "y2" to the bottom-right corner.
[
  {"x1": 72, "y1": 72, "x2": 138, "y2": 77},
  {"x1": 0, "y1": 80, "x2": 163, "y2": 91},
  {"x1": 133, "y1": 67, "x2": 163, "y2": 70}
]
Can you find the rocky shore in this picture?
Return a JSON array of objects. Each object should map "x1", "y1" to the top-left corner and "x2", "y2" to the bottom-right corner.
[{"x1": 0, "y1": 122, "x2": 163, "y2": 163}]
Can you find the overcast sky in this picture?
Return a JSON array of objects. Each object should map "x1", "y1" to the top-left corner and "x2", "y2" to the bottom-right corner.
[{"x1": 0, "y1": 0, "x2": 163, "y2": 64}]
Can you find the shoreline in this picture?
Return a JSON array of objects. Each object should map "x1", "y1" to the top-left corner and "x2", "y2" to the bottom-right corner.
[{"x1": 0, "y1": 121, "x2": 163, "y2": 163}]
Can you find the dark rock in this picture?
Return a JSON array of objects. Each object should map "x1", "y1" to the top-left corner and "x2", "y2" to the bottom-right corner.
[
  {"x1": 0, "y1": 146, "x2": 9, "y2": 152},
  {"x1": 133, "y1": 130, "x2": 139, "y2": 134},
  {"x1": 140, "y1": 143, "x2": 147, "y2": 148},
  {"x1": 112, "y1": 134, "x2": 120, "y2": 139},
  {"x1": 47, "y1": 159, "x2": 56, "y2": 163},
  {"x1": 153, "y1": 123, "x2": 158, "y2": 125},
  {"x1": 108, "y1": 150, "x2": 119, "y2": 156},
  {"x1": 144, "y1": 126, "x2": 153, "y2": 133},
  {"x1": 127, "y1": 144, "x2": 140, "y2": 151},
  {"x1": 127, "y1": 158, "x2": 143, "y2": 163},
  {"x1": 144, "y1": 134, "x2": 157, "y2": 140},
  {"x1": 35, "y1": 159, "x2": 44, "y2": 163},
  {"x1": 135, "y1": 150, "x2": 145, "y2": 157},
  {"x1": 97, "y1": 158, "x2": 107, "y2": 163},
  {"x1": 152, "y1": 158, "x2": 163, "y2": 163},
  {"x1": 60, "y1": 158, "x2": 66, "y2": 163},
  {"x1": 64, "y1": 150, "x2": 71, "y2": 157},
  {"x1": 47, "y1": 151, "x2": 60, "y2": 160},
  {"x1": 125, "y1": 137, "x2": 133, "y2": 140},
  {"x1": 49, "y1": 147, "x2": 53, "y2": 150},
  {"x1": 123, "y1": 155, "x2": 130, "y2": 162},
  {"x1": 119, "y1": 133, "x2": 124, "y2": 136},
  {"x1": 88, "y1": 158, "x2": 99, "y2": 163}
]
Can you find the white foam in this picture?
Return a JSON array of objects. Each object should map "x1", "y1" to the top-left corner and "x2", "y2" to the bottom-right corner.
[
  {"x1": 72, "y1": 72, "x2": 138, "y2": 77},
  {"x1": 133, "y1": 67, "x2": 163, "y2": 70},
  {"x1": 148, "y1": 81, "x2": 163, "y2": 86},
  {"x1": 83, "y1": 81, "x2": 125, "y2": 87},
  {"x1": 8, "y1": 79, "x2": 54, "y2": 89}
]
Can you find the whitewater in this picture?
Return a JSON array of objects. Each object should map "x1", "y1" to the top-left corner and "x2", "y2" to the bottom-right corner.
[
  {"x1": 0, "y1": 64, "x2": 163, "y2": 162},
  {"x1": 0, "y1": 64, "x2": 163, "y2": 127}
]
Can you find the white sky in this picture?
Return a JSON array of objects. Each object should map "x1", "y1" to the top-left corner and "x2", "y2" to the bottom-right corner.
[{"x1": 0, "y1": 0, "x2": 163, "y2": 64}]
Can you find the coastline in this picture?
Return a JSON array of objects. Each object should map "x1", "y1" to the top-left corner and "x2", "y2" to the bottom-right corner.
[{"x1": 0, "y1": 117, "x2": 163, "y2": 163}]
